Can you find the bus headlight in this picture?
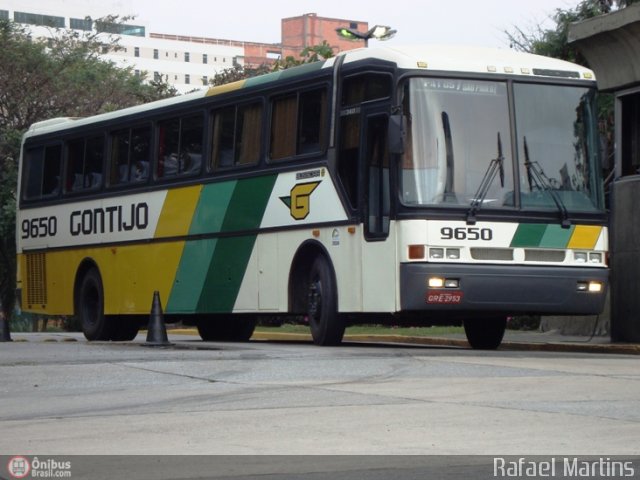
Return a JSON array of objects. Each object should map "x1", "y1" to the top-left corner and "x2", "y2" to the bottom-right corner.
[
  {"x1": 574, "y1": 252, "x2": 588, "y2": 263},
  {"x1": 577, "y1": 281, "x2": 603, "y2": 292},
  {"x1": 589, "y1": 253, "x2": 602, "y2": 264},
  {"x1": 429, "y1": 248, "x2": 444, "y2": 260}
]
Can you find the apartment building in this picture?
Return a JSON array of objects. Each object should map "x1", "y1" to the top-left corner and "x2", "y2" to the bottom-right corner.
[{"x1": 1, "y1": 0, "x2": 366, "y2": 93}]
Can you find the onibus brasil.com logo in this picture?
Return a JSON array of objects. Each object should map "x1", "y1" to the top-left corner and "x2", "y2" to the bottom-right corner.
[{"x1": 7, "y1": 457, "x2": 72, "y2": 478}]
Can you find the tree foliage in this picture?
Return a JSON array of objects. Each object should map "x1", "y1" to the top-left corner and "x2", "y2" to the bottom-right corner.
[
  {"x1": 506, "y1": 0, "x2": 640, "y2": 192},
  {"x1": 0, "y1": 18, "x2": 177, "y2": 320},
  {"x1": 210, "y1": 41, "x2": 335, "y2": 87},
  {"x1": 507, "y1": 0, "x2": 640, "y2": 61}
]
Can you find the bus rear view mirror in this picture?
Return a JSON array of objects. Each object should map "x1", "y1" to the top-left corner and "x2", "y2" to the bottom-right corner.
[{"x1": 388, "y1": 114, "x2": 406, "y2": 155}]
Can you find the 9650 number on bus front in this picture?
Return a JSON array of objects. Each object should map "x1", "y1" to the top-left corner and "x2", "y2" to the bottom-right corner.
[{"x1": 440, "y1": 226, "x2": 493, "y2": 241}]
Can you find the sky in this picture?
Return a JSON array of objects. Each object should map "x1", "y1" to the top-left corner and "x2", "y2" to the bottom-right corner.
[{"x1": 122, "y1": 0, "x2": 575, "y2": 49}]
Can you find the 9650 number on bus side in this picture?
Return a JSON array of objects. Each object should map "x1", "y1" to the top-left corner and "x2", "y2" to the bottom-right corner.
[
  {"x1": 440, "y1": 226, "x2": 493, "y2": 241},
  {"x1": 21, "y1": 216, "x2": 57, "y2": 239}
]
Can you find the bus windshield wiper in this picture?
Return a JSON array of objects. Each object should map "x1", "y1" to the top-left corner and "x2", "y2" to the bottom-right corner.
[
  {"x1": 523, "y1": 136, "x2": 571, "y2": 229},
  {"x1": 466, "y1": 132, "x2": 505, "y2": 225}
]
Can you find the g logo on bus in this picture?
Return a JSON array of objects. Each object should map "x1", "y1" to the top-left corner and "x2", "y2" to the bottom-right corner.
[{"x1": 280, "y1": 181, "x2": 321, "y2": 220}]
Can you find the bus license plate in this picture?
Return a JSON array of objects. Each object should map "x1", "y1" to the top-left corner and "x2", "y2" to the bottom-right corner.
[{"x1": 426, "y1": 290, "x2": 463, "y2": 304}]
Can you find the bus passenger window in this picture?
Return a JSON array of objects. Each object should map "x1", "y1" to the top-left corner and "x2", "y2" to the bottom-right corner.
[
  {"x1": 298, "y1": 89, "x2": 326, "y2": 154},
  {"x1": 341, "y1": 73, "x2": 391, "y2": 106},
  {"x1": 23, "y1": 145, "x2": 62, "y2": 200},
  {"x1": 65, "y1": 136, "x2": 104, "y2": 192},
  {"x1": 337, "y1": 115, "x2": 361, "y2": 208},
  {"x1": 270, "y1": 94, "x2": 297, "y2": 160},
  {"x1": 110, "y1": 126, "x2": 151, "y2": 186},
  {"x1": 270, "y1": 88, "x2": 327, "y2": 161},
  {"x1": 211, "y1": 102, "x2": 262, "y2": 169},
  {"x1": 157, "y1": 114, "x2": 203, "y2": 179}
]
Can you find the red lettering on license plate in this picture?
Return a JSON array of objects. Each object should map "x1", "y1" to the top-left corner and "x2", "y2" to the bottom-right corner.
[{"x1": 426, "y1": 290, "x2": 463, "y2": 304}]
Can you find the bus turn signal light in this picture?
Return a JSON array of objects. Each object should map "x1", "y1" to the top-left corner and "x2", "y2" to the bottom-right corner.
[{"x1": 408, "y1": 245, "x2": 425, "y2": 260}]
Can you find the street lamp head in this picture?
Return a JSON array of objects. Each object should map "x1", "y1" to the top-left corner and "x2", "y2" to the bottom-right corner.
[
  {"x1": 336, "y1": 24, "x2": 397, "y2": 47},
  {"x1": 335, "y1": 27, "x2": 367, "y2": 41},
  {"x1": 368, "y1": 25, "x2": 397, "y2": 41}
]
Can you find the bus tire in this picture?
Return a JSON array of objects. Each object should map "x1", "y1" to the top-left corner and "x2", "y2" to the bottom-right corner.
[
  {"x1": 463, "y1": 316, "x2": 507, "y2": 350},
  {"x1": 197, "y1": 315, "x2": 256, "y2": 342},
  {"x1": 111, "y1": 316, "x2": 141, "y2": 341},
  {"x1": 307, "y1": 256, "x2": 344, "y2": 346},
  {"x1": 77, "y1": 267, "x2": 112, "y2": 341}
]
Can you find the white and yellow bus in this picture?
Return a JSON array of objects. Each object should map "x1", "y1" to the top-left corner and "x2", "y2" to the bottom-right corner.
[{"x1": 16, "y1": 45, "x2": 609, "y2": 348}]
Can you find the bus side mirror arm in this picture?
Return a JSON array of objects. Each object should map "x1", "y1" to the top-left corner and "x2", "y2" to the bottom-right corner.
[{"x1": 388, "y1": 113, "x2": 406, "y2": 155}]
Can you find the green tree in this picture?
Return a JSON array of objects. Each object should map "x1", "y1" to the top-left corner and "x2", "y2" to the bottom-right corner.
[
  {"x1": 210, "y1": 41, "x2": 335, "y2": 87},
  {"x1": 0, "y1": 18, "x2": 176, "y2": 321},
  {"x1": 506, "y1": 0, "x2": 640, "y2": 193}
]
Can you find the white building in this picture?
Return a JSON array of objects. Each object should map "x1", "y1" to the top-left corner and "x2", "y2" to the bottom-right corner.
[{"x1": 0, "y1": 0, "x2": 246, "y2": 93}]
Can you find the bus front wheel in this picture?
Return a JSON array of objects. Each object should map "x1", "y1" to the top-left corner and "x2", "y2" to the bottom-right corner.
[
  {"x1": 77, "y1": 268, "x2": 112, "y2": 341},
  {"x1": 463, "y1": 316, "x2": 507, "y2": 350},
  {"x1": 197, "y1": 315, "x2": 257, "y2": 342},
  {"x1": 307, "y1": 256, "x2": 344, "y2": 346}
]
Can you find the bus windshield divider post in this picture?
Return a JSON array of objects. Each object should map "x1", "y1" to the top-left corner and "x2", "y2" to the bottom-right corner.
[
  {"x1": 466, "y1": 132, "x2": 505, "y2": 225},
  {"x1": 523, "y1": 136, "x2": 571, "y2": 229}
]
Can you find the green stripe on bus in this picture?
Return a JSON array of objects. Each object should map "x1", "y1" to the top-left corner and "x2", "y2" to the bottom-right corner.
[
  {"x1": 189, "y1": 180, "x2": 237, "y2": 235},
  {"x1": 168, "y1": 174, "x2": 278, "y2": 313},
  {"x1": 167, "y1": 238, "x2": 218, "y2": 313},
  {"x1": 511, "y1": 223, "x2": 578, "y2": 248},
  {"x1": 196, "y1": 235, "x2": 256, "y2": 312},
  {"x1": 539, "y1": 224, "x2": 575, "y2": 248},
  {"x1": 220, "y1": 174, "x2": 278, "y2": 232},
  {"x1": 510, "y1": 224, "x2": 547, "y2": 247}
]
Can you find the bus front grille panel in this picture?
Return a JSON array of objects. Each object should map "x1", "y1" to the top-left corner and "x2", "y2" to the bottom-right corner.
[
  {"x1": 470, "y1": 248, "x2": 514, "y2": 261},
  {"x1": 524, "y1": 249, "x2": 567, "y2": 263},
  {"x1": 26, "y1": 253, "x2": 47, "y2": 307}
]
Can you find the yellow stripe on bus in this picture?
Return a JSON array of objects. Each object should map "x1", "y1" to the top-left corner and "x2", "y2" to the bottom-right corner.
[
  {"x1": 23, "y1": 242, "x2": 186, "y2": 316},
  {"x1": 154, "y1": 185, "x2": 202, "y2": 238},
  {"x1": 205, "y1": 80, "x2": 246, "y2": 97},
  {"x1": 567, "y1": 225, "x2": 602, "y2": 249}
]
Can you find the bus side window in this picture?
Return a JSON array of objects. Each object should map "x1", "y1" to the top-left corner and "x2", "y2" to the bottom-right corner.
[
  {"x1": 211, "y1": 102, "x2": 262, "y2": 170},
  {"x1": 157, "y1": 114, "x2": 203, "y2": 179},
  {"x1": 337, "y1": 115, "x2": 360, "y2": 208},
  {"x1": 110, "y1": 126, "x2": 151, "y2": 186},
  {"x1": 23, "y1": 145, "x2": 62, "y2": 200},
  {"x1": 270, "y1": 88, "x2": 327, "y2": 161},
  {"x1": 65, "y1": 137, "x2": 104, "y2": 193}
]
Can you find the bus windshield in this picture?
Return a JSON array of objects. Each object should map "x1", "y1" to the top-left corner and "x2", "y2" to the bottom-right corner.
[{"x1": 400, "y1": 78, "x2": 603, "y2": 213}]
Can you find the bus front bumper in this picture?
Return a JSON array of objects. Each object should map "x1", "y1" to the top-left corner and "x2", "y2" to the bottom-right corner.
[{"x1": 399, "y1": 263, "x2": 609, "y2": 315}]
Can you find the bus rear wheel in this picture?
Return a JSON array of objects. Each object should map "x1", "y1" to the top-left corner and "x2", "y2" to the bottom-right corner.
[
  {"x1": 77, "y1": 267, "x2": 113, "y2": 341},
  {"x1": 307, "y1": 256, "x2": 344, "y2": 346},
  {"x1": 463, "y1": 316, "x2": 507, "y2": 350}
]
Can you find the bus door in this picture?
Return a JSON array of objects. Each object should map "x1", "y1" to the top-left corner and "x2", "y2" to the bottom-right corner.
[{"x1": 360, "y1": 106, "x2": 396, "y2": 311}]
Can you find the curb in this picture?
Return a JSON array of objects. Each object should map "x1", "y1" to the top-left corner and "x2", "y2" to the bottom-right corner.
[{"x1": 249, "y1": 331, "x2": 640, "y2": 355}]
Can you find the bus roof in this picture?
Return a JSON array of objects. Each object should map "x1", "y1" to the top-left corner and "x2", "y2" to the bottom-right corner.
[
  {"x1": 23, "y1": 45, "x2": 595, "y2": 139},
  {"x1": 341, "y1": 45, "x2": 595, "y2": 80}
]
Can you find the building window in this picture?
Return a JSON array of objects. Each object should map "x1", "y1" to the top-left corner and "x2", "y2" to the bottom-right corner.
[
  {"x1": 96, "y1": 21, "x2": 145, "y2": 36},
  {"x1": 185, "y1": 74, "x2": 190, "y2": 84},
  {"x1": 70, "y1": 17, "x2": 92, "y2": 30},
  {"x1": 153, "y1": 49, "x2": 159, "y2": 59},
  {"x1": 184, "y1": 52, "x2": 190, "y2": 62},
  {"x1": 0, "y1": 10, "x2": 8, "y2": 20},
  {"x1": 350, "y1": 22, "x2": 358, "y2": 29},
  {"x1": 154, "y1": 72, "x2": 161, "y2": 82},
  {"x1": 203, "y1": 54, "x2": 208, "y2": 64},
  {"x1": 202, "y1": 76, "x2": 208, "y2": 85},
  {"x1": 134, "y1": 47, "x2": 140, "y2": 57},
  {"x1": 14, "y1": 11, "x2": 65, "y2": 28}
]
